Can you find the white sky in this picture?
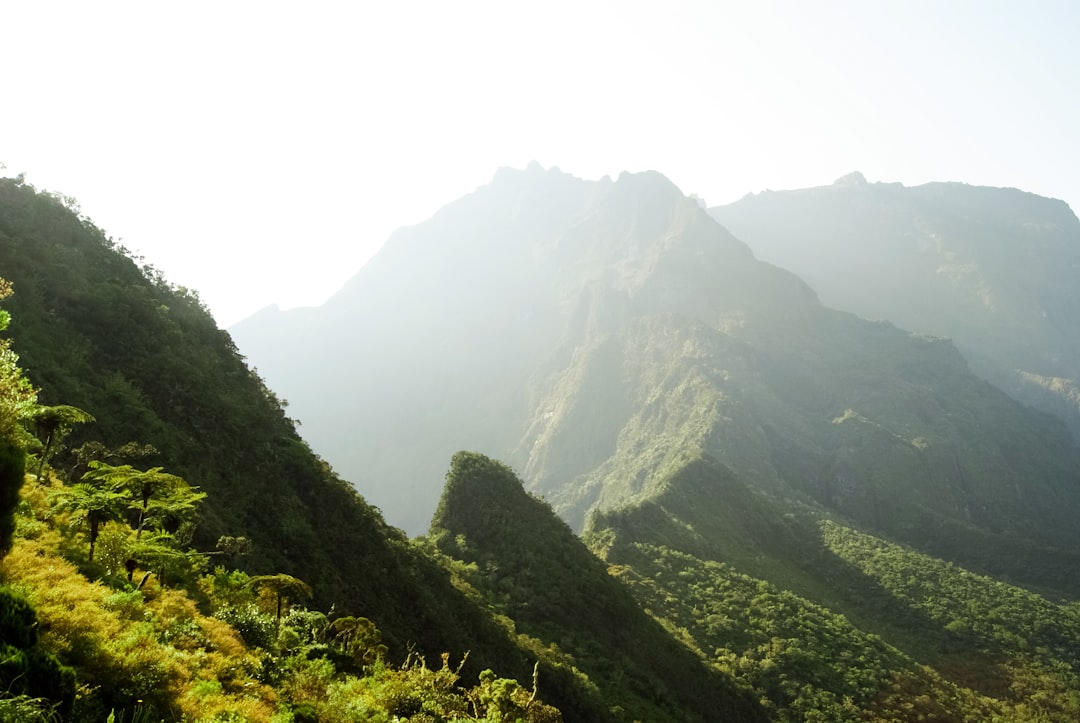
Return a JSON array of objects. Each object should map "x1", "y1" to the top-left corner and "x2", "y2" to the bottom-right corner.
[{"x1": 2, "y1": 1, "x2": 1078, "y2": 327}]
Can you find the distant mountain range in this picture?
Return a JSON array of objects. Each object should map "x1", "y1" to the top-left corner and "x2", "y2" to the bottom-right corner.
[
  {"x1": 711, "y1": 171, "x2": 1080, "y2": 440},
  {"x1": 231, "y1": 165, "x2": 1080, "y2": 579}
]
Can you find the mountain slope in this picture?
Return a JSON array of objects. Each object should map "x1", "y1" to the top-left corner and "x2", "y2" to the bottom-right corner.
[
  {"x1": 0, "y1": 175, "x2": 540, "y2": 676},
  {"x1": 583, "y1": 457, "x2": 1080, "y2": 720},
  {"x1": 429, "y1": 451, "x2": 767, "y2": 722},
  {"x1": 710, "y1": 174, "x2": 1080, "y2": 439}
]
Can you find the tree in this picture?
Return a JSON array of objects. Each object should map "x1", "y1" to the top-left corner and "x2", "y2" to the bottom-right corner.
[
  {"x1": 0, "y1": 279, "x2": 36, "y2": 448},
  {"x1": 129, "y1": 529, "x2": 207, "y2": 588},
  {"x1": 329, "y1": 615, "x2": 388, "y2": 667},
  {"x1": 0, "y1": 440, "x2": 26, "y2": 556},
  {"x1": 250, "y1": 573, "x2": 313, "y2": 628},
  {"x1": 51, "y1": 481, "x2": 127, "y2": 561},
  {"x1": 81, "y1": 461, "x2": 204, "y2": 539},
  {"x1": 213, "y1": 535, "x2": 253, "y2": 567},
  {"x1": 67, "y1": 440, "x2": 157, "y2": 486},
  {"x1": 29, "y1": 404, "x2": 95, "y2": 480}
]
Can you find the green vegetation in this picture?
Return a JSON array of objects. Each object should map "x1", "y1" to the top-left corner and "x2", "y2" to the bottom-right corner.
[
  {"x1": 586, "y1": 455, "x2": 1080, "y2": 720},
  {"x1": 430, "y1": 452, "x2": 766, "y2": 722},
  {"x1": 2, "y1": 502, "x2": 563, "y2": 721},
  {"x1": 601, "y1": 542, "x2": 999, "y2": 721},
  {"x1": 1, "y1": 401, "x2": 563, "y2": 720}
]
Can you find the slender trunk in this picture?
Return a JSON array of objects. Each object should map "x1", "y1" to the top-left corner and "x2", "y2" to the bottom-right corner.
[
  {"x1": 136, "y1": 496, "x2": 149, "y2": 540},
  {"x1": 35, "y1": 431, "x2": 53, "y2": 480},
  {"x1": 88, "y1": 515, "x2": 99, "y2": 561}
]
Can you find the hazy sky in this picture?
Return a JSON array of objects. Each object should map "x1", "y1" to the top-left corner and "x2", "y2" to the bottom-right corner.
[{"x1": 3, "y1": 1, "x2": 1078, "y2": 327}]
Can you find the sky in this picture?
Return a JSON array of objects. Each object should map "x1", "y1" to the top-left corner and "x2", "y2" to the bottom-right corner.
[{"x1": 3, "y1": 1, "x2": 1078, "y2": 327}]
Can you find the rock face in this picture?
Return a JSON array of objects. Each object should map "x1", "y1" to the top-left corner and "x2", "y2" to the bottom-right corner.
[
  {"x1": 710, "y1": 176, "x2": 1080, "y2": 440},
  {"x1": 232, "y1": 165, "x2": 1080, "y2": 572}
]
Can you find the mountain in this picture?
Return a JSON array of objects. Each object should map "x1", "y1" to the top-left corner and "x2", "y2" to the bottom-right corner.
[
  {"x1": 233, "y1": 164, "x2": 1080, "y2": 581},
  {"x1": 0, "y1": 175, "x2": 540, "y2": 676},
  {"x1": 709, "y1": 174, "x2": 1080, "y2": 440}
]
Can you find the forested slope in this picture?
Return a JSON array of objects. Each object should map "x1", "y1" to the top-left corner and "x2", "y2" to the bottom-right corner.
[
  {"x1": 585, "y1": 454, "x2": 1080, "y2": 721},
  {"x1": 7, "y1": 168, "x2": 1080, "y2": 720},
  {"x1": 428, "y1": 452, "x2": 767, "y2": 722},
  {"x1": 0, "y1": 175, "x2": 532, "y2": 673}
]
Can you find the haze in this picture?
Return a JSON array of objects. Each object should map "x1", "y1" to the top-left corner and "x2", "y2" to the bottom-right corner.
[{"x1": 2, "y1": 0, "x2": 1077, "y2": 326}]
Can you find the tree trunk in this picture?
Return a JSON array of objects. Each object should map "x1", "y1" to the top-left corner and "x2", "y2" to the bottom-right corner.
[
  {"x1": 35, "y1": 431, "x2": 53, "y2": 480},
  {"x1": 88, "y1": 515, "x2": 99, "y2": 561}
]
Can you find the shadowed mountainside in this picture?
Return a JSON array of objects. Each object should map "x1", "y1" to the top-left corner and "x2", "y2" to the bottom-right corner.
[{"x1": 710, "y1": 173, "x2": 1080, "y2": 440}]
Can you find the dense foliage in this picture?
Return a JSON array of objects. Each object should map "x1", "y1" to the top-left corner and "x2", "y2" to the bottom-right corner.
[
  {"x1": 0, "y1": 178, "x2": 574, "y2": 717},
  {"x1": 587, "y1": 457, "x2": 1080, "y2": 721},
  {"x1": 0, "y1": 286, "x2": 563, "y2": 719},
  {"x1": 430, "y1": 452, "x2": 767, "y2": 722},
  {"x1": 2, "y1": 472, "x2": 563, "y2": 721}
]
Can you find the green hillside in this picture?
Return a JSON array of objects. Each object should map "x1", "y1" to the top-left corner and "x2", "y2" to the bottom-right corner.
[
  {"x1": 0, "y1": 174, "x2": 536, "y2": 677},
  {"x1": 586, "y1": 455, "x2": 1080, "y2": 721},
  {"x1": 428, "y1": 451, "x2": 766, "y2": 722}
]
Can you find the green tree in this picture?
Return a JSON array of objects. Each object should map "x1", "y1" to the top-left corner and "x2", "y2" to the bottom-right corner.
[
  {"x1": 250, "y1": 573, "x2": 313, "y2": 628},
  {"x1": 51, "y1": 480, "x2": 127, "y2": 561},
  {"x1": 0, "y1": 279, "x2": 36, "y2": 450},
  {"x1": 329, "y1": 615, "x2": 388, "y2": 667},
  {"x1": 129, "y1": 529, "x2": 206, "y2": 588},
  {"x1": 0, "y1": 442, "x2": 26, "y2": 558},
  {"x1": 29, "y1": 404, "x2": 94, "y2": 480},
  {"x1": 81, "y1": 461, "x2": 204, "y2": 539}
]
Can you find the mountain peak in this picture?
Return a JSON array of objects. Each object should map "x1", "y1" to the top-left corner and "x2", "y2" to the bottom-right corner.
[
  {"x1": 833, "y1": 171, "x2": 868, "y2": 187},
  {"x1": 615, "y1": 168, "x2": 683, "y2": 195},
  {"x1": 491, "y1": 161, "x2": 569, "y2": 183},
  {"x1": 431, "y1": 451, "x2": 554, "y2": 547}
]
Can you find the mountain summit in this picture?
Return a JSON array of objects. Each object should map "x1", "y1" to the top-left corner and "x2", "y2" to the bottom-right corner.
[{"x1": 231, "y1": 165, "x2": 813, "y2": 532}]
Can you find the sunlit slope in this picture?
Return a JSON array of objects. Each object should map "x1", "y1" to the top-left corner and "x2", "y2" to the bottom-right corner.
[
  {"x1": 711, "y1": 174, "x2": 1080, "y2": 439},
  {"x1": 523, "y1": 301, "x2": 1080, "y2": 566}
]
